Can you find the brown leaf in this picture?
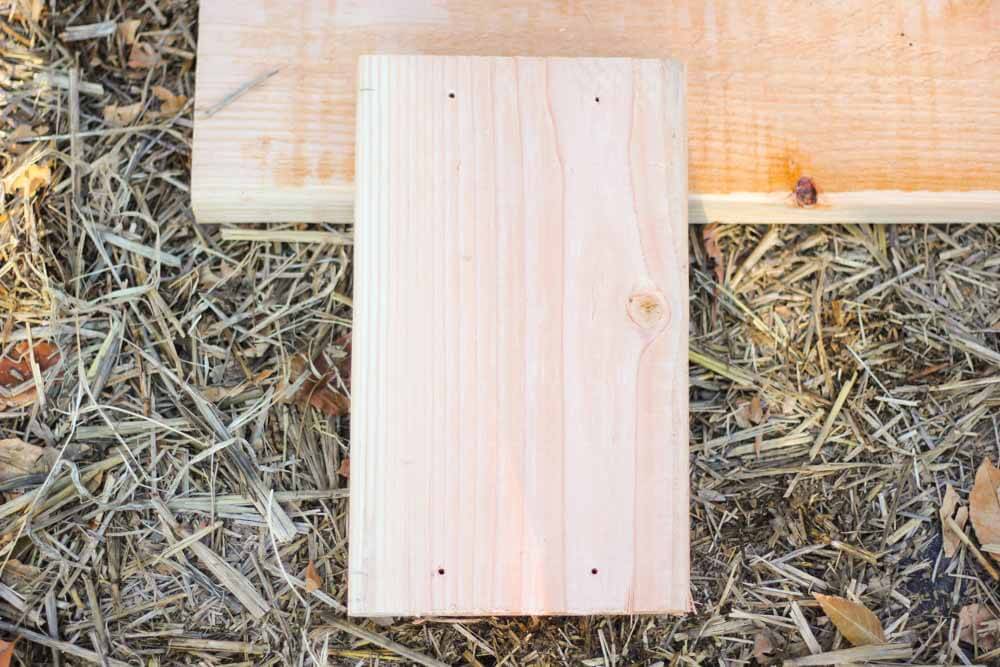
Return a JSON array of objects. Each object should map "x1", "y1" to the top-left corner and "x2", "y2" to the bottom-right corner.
[
  {"x1": 3, "y1": 162, "x2": 51, "y2": 197},
  {"x1": 0, "y1": 341, "x2": 61, "y2": 409},
  {"x1": 0, "y1": 439, "x2": 54, "y2": 482},
  {"x1": 337, "y1": 457, "x2": 350, "y2": 479},
  {"x1": 940, "y1": 484, "x2": 968, "y2": 558},
  {"x1": 752, "y1": 629, "x2": 782, "y2": 665},
  {"x1": 702, "y1": 223, "x2": 725, "y2": 283},
  {"x1": 959, "y1": 603, "x2": 999, "y2": 650},
  {"x1": 304, "y1": 561, "x2": 322, "y2": 592},
  {"x1": 734, "y1": 403, "x2": 752, "y2": 429},
  {"x1": 735, "y1": 394, "x2": 767, "y2": 430},
  {"x1": 6, "y1": 125, "x2": 33, "y2": 154},
  {"x1": 970, "y1": 459, "x2": 1000, "y2": 564},
  {"x1": 752, "y1": 632, "x2": 773, "y2": 662},
  {"x1": 954, "y1": 507, "x2": 969, "y2": 544},
  {"x1": 0, "y1": 638, "x2": 15, "y2": 667},
  {"x1": 127, "y1": 42, "x2": 160, "y2": 69},
  {"x1": 152, "y1": 85, "x2": 187, "y2": 116},
  {"x1": 830, "y1": 299, "x2": 846, "y2": 327},
  {"x1": 813, "y1": 593, "x2": 886, "y2": 646},
  {"x1": 286, "y1": 353, "x2": 350, "y2": 417},
  {"x1": 103, "y1": 102, "x2": 143, "y2": 127},
  {"x1": 118, "y1": 19, "x2": 141, "y2": 45}
]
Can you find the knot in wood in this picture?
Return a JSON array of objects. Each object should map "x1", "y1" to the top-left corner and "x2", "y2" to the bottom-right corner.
[
  {"x1": 627, "y1": 291, "x2": 668, "y2": 330},
  {"x1": 794, "y1": 176, "x2": 818, "y2": 207}
]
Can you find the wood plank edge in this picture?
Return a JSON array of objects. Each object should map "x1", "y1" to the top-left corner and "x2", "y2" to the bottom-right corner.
[
  {"x1": 346, "y1": 606, "x2": 693, "y2": 618},
  {"x1": 192, "y1": 190, "x2": 1000, "y2": 224},
  {"x1": 690, "y1": 190, "x2": 1000, "y2": 223}
]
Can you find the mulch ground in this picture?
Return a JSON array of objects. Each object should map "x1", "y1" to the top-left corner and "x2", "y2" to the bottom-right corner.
[{"x1": 1, "y1": 1, "x2": 1000, "y2": 665}]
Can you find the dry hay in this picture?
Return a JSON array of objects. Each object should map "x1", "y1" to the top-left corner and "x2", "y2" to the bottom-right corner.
[{"x1": 0, "y1": 1, "x2": 999, "y2": 665}]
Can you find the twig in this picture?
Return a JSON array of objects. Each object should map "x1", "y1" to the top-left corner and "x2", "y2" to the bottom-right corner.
[
  {"x1": 0, "y1": 620, "x2": 130, "y2": 667},
  {"x1": 201, "y1": 67, "x2": 282, "y2": 118},
  {"x1": 320, "y1": 619, "x2": 450, "y2": 667}
]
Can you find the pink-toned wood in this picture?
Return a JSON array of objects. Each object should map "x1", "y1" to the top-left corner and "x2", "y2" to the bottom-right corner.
[
  {"x1": 192, "y1": 0, "x2": 1000, "y2": 224},
  {"x1": 349, "y1": 56, "x2": 689, "y2": 616}
]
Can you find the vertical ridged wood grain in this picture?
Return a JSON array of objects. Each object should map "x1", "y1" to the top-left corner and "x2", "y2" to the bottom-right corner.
[{"x1": 350, "y1": 56, "x2": 689, "y2": 616}]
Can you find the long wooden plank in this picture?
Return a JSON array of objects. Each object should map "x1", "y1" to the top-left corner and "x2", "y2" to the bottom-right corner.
[
  {"x1": 192, "y1": 0, "x2": 1000, "y2": 224},
  {"x1": 349, "y1": 55, "x2": 689, "y2": 616}
]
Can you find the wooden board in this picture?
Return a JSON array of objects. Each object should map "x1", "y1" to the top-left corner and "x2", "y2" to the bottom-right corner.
[
  {"x1": 349, "y1": 56, "x2": 689, "y2": 616},
  {"x1": 192, "y1": 0, "x2": 1000, "y2": 224}
]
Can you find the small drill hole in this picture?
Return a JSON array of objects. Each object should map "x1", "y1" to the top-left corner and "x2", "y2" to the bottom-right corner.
[
  {"x1": 437, "y1": 568, "x2": 446, "y2": 575},
  {"x1": 591, "y1": 568, "x2": 599, "y2": 575},
  {"x1": 594, "y1": 96, "x2": 600, "y2": 103},
  {"x1": 448, "y1": 92, "x2": 455, "y2": 99}
]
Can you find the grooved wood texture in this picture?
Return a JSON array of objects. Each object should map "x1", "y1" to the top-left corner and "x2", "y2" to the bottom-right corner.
[
  {"x1": 349, "y1": 56, "x2": 689, "y2": 616},
  {"x1": 192, "y1": 0, "x2": 1000, "y2": 224}
]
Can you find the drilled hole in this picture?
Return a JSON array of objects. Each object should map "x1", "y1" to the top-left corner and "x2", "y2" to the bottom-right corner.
[
  {"x1": 437, "y1": 568, "x2": 446, "y2": 575},
  {"x1": 448, "y1": 92, "x2": 455, "y2": 99},
  {"x1": 594, "y1": 96, "x2": 600, "y2": 103},
  {"x1": 591, "y1": 568, "x2": 599, "y2": 575}
]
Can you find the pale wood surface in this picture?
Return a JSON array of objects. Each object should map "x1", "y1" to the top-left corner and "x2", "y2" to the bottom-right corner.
[
  {"x1": 349, "y1": 56, "x2": 689, "y2": 616},
  {"x1": 192, "y1": 0, "x2": 1000, "y2": 223}
]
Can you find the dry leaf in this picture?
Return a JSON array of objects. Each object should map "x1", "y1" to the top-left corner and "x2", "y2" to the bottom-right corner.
[
  {"x1": 813, "y1": 593, "x2": 886, "y2": 646},
  {"x1": 774, "y1": 305, "x2": 794, "y2": 319},
  {"x1": 702, "y1": 223, "x2": 725, "y2": 283},
  {"x1": 103, "y1": 102, "x2": 143, "y2": 127},
  {"x1": 752, "y1": 629, "x2": 782, "y2": 665},
  {"x1": 735, "y1": 394, "x2": 767, "y2": 429},
  {"x1": 970, "y1": 459, "x2": 1000, "y2": 564},
  {"x1": 959, "y1": 603, "x2": 1000, "y2": 650},
  {"x1": 0, "y1": 341, "x2": 61, "y2": 409},
  {"x1": 6, "y1": 125, "x2": 33, "y2": 154},
  {"x1": 198, "y1": 262, "x2": 240, "y2": 288},
  {"x1": 954, "y1": 507, "x2": 969, "y2": 546},
  {"x1": 3, "y1": 162, "x2": 51, "y2": 197},
  {"x1": 128, "y1": 42, "x2": 160, "y2": 69},
  {"x1": 940, "y1": 484, "x2": 968, "y2": 558},
  {"x1": 0, "y1": 638, "x2": 15, "y2": 667},
  {"x1": 0, "y1": 439, "x2": 55, "y2": 482},
  {"x1": 284, "y1": 351, "x2": 350, "y2": 417},
  {"x1": 734, "y1": 403, "x2": 752, "y2": 429},
  {"x1": 753, "y1": 632, "x2": 774, "y2": 663},
  {"x1": 830, "y1": 299, "x2": 846, "y2": 327},
  {"x1": 337, "y1": 457, "x2": 350, "y2": 479},
  {"x1": 152, "y1": 85, "x2": 187, "y2": 116},
  {"x1": 118, "y1": 19, "x2": 141, "y2": 45},
  {"x1": 304, "y1": 561, "x2": 322, "y2": 592}
]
